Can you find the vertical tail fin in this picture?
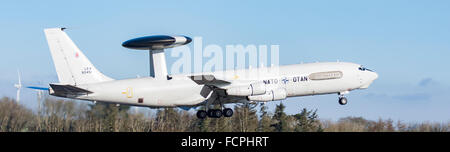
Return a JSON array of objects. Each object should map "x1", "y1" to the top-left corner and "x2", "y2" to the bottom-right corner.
[{"x1": 44, "y1": 28, "x2": 113, "y2": 85}]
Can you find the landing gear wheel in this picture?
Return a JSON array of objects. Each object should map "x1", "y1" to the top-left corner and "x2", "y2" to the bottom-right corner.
[
  {"x1": 207, "y1": 109, "x2": 214, "y2": 117},
  {"x1": 339, "y1": 97, "x2": 348, "y2": 105},
  {"x1": 213, "y1": 109, "x2": 222, "y2": 118},
  {"x1": 206, "y1": 109, "x2": 223, "y2": 118},
  {"x1": 196, "y1": 110, "x2": 207, "y2": 119},
  {"x1": 223, "y1": 108, "x2": 233, "y2": 117}
]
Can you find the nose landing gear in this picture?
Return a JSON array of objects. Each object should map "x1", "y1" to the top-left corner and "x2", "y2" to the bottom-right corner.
[
  {"x1": 338, "y1": 91, "x2": 349, "y2": 105},
  {"x1": 338, "y1": 97, "x2": 348, "y2": 105}
]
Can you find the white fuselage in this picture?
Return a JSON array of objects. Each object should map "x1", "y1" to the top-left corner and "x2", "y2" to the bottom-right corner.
[
  {"x1": 72, "y1": 62, "x2": 378, "y2": 107},
  {"x1": 42, "y1": 28, "x2": 378, "y2": 109}
]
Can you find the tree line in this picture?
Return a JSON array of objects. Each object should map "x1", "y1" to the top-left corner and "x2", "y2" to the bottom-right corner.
[{"x1": 0, "y1": 97, "x2": 448, "y2": 132}]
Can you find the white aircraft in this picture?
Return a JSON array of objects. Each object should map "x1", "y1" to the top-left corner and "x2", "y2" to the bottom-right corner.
[{"x1": 31, "y1": 28, "x2": 378, "y2": 119}]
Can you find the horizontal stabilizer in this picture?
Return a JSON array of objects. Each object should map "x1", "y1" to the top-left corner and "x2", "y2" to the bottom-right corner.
[
  {"x1": 49, "y1": 84, "x2": 92, "y2": 97},
  {"x1": 27, "y1": 86, "x2": 49, "y2": 91}
]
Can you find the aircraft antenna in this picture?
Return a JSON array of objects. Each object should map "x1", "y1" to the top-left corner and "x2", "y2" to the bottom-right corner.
[{"x1": 122, "y1": 35, "x2": 191, "y2": 80}]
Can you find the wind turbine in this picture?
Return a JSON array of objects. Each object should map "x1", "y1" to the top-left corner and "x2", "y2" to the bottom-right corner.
[
  {"x1": 36, "y1": 85, "x2": 43, "y2": 112},
  {"x1": 14, "y1": 70, "x2": 22, "y2": 103}
]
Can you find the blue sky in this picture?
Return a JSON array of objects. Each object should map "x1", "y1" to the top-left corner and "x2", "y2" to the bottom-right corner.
[{"x1": 1, "y1": 0, "x2": 450, "y2": 122}]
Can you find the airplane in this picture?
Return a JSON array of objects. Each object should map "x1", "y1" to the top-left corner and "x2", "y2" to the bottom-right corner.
[{"x1": 30, "y1": 28, "x2": 378, "y2": 119}]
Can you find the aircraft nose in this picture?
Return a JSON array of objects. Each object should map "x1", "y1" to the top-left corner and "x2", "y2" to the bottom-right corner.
[
  {"x1": 359, "y1": 71, "x2": 378, "y2": 89},
  {"x1": 372, "y1": 72, "x2": 379, "y2": 81}
]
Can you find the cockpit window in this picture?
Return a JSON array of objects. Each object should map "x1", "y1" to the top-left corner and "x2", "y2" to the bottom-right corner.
[{"x1": 358, "y1": 66, "x2": 373, "y2": 72}]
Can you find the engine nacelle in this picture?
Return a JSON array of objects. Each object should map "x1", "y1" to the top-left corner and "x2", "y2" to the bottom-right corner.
[
  {"x1": 226, "y1": 82, "x2": 266, "y2": 96},
  {"x1": 247, "y1": 88, "x2": 287, "y2": 102}
]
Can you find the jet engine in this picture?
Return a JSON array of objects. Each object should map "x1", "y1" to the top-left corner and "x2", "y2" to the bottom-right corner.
[
  {"x1": 247, "y1": 88, "x2": 287, "y2": 102},
  {"x1": 226, "y1": 82, "x2": 266, "y2": 96}
]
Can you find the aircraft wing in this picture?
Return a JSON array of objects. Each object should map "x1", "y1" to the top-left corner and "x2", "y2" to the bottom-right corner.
[
  {"x1": 187, "y1": 74, "x2": 257, "y2": 106},
  {"x1": 188, "y1": 74, "x2": 231, "y2": 87}
]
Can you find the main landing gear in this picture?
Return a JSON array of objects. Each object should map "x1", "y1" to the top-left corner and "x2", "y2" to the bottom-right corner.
[{"x1": 196, "y1": 108, "x2": 233, "y2": 119}]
